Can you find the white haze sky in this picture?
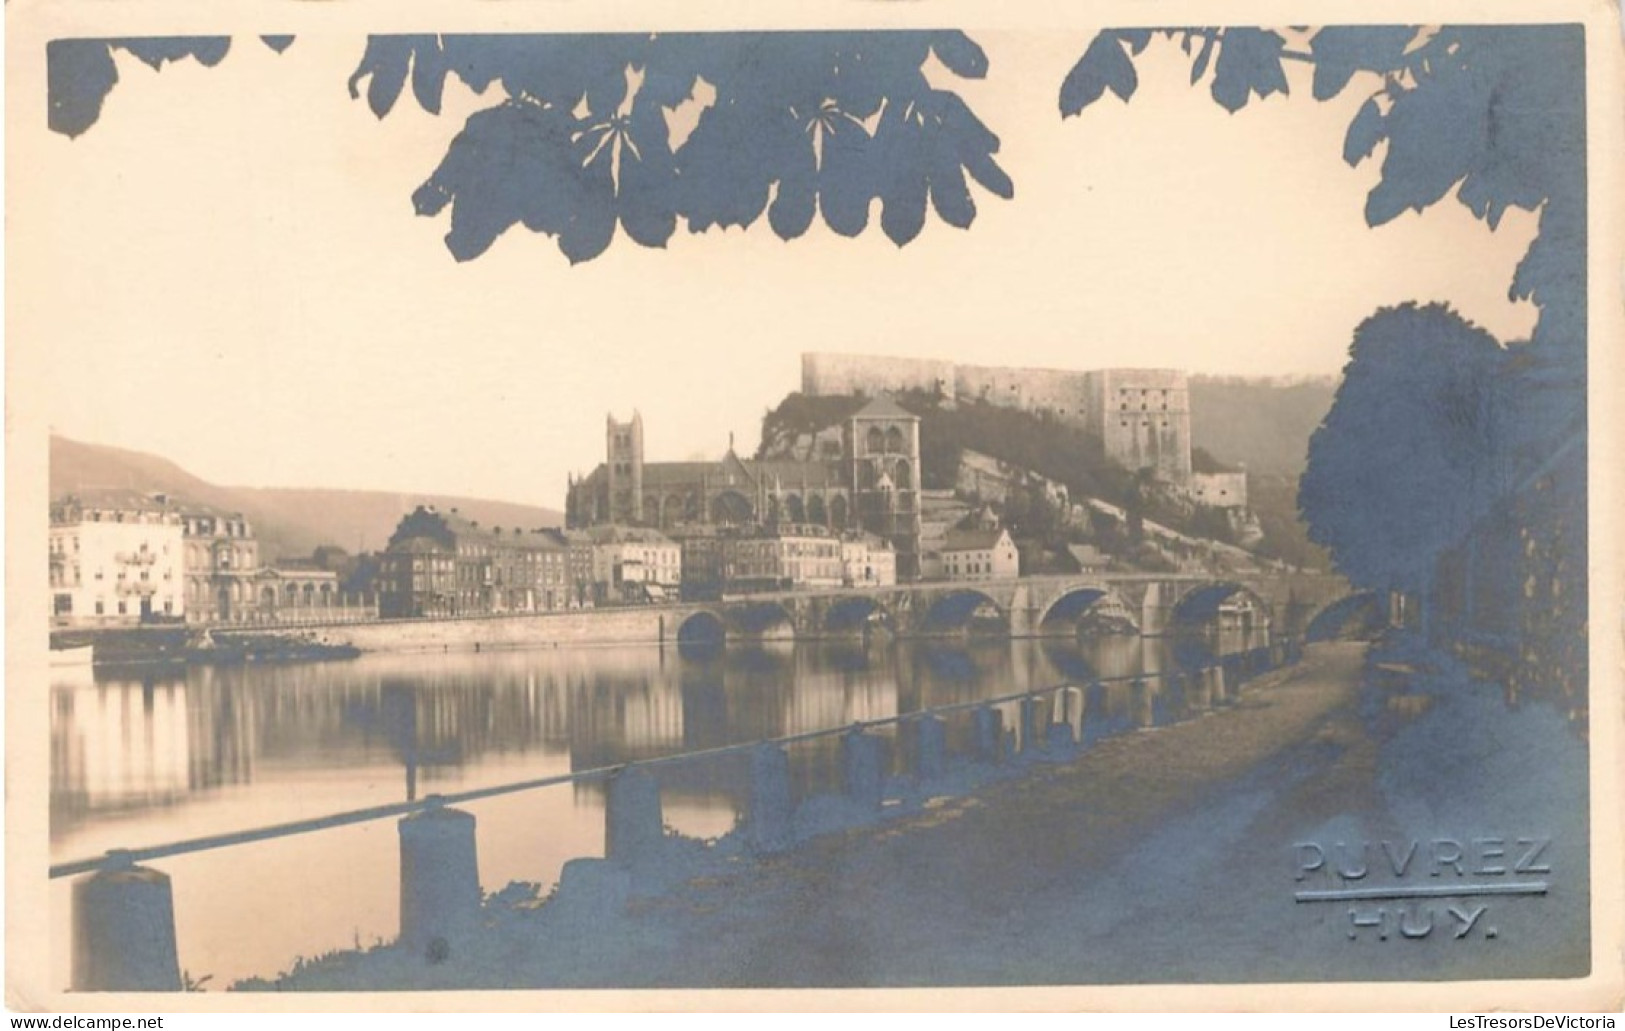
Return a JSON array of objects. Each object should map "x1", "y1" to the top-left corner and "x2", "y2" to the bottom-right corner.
[{"x1": 17, "y1": 31, "x2": 1541, "y2": 509}]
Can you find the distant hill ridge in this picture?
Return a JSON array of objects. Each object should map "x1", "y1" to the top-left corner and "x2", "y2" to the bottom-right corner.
[
  {"x1": 1187, "y1": 374, "x2": 1337, "y2": 477},
  {"x1": 50, "y1": 436, "x2": 563, "y2": 562}
]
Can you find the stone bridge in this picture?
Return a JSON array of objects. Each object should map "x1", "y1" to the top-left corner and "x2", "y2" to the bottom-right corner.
[{"x1": 673, "y1": 572, "x2": 1351, "y2": 644}]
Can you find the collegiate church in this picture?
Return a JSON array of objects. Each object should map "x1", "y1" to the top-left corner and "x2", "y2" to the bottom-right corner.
[{"x1": 566, "y1": 396, "x2": 924, "y2": 578}]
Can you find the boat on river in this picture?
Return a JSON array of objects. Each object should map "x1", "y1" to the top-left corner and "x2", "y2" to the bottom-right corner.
[{"x1": 48, "y1": 643, "x2": 95, "y2": 668}]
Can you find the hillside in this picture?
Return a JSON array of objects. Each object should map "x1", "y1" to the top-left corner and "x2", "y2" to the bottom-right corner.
[
  {"x1": 49, "y1": 436, "x2": 563, "y2": 561},
  {"x1": 1187, "y1": 375, "x2": 1338, "y2": 476}
]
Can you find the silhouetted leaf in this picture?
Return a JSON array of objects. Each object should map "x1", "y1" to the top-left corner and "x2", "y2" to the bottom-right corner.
[
  {"x1": 1209, "y1": 29, "x2": 1288, "y2": 113},
  {"x1": 1059, "y1": 32, "x2": 1138, "y2": 116},
  {"x1": 47, "y1": 40, "x2": 119, "y2": 139},
  {"x1": 121, "y1": 38, "x2": 230, "y2": 71},
  {"x1": 1342, "y1": 97, "x2": 1385, "y2": 166},
  {"x1": 349, "y1": 37, "x2": 415, "y2": 119},
  {"x1": 1190, "y1": 34, "x2": 1215, "y2": 83},
  {"x1": 930, "y1": 32, "x2": 988, "y2": 79},
  {"x1": 410, "y1": 37, "x2": 448, "y2": 116},
  {"x1": 1307, "y1": 26, "x2": 1416, "y2": 100}
]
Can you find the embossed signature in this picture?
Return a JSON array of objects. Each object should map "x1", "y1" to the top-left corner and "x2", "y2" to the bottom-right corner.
[{"x1": 1292, "y1": 837, "x2": 1552, "y2": 941}]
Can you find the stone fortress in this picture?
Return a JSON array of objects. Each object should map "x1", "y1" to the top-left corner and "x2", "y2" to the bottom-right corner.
[{"x1": 802, "y1": 353, "x2": 1195, "y2": 486}]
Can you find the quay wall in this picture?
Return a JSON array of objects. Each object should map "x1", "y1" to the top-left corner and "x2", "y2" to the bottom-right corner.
[{"x1": 220, "y1": 608, "x2": 679, "y2": 655}]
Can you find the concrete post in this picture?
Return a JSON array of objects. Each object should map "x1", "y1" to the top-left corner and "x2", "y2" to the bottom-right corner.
[
  {"x1": 398, "y1": 802, "x2": 481, "y2": 959},
  {"x1": 1189, "y1": 666, "x2": 1215, "y2": 705},
  {"x1": 972, "y1": 705, "x2": 1004, "y2": 763},
  {"x1": 748, "y1": 743, "x2": 794, "y2": 854},
  {"x1": 914, "y1": 715, "x2": 947, "y2": 781},
  {"x1": 1045, "y1": 720, "x2": 1075, "y2": 751},
  {"x1": 842, "y1": 728, "x2": 885, "y2": 810},
  {"x1": 1132, "y1": 677, "x2": 1154, "y2": 729},
  {"x1": 1019, "y1": 696, "x2": 1045, "y2": 754},
  {"x1": 605, "y1": 767, "x2": 664, "y2": 866},
  {"x1": 1210, "y1": 663, "x2": 1228, "y2": 703},
  {"x1": 71, "y1": 852, "x2": 182, "y2": 991}
]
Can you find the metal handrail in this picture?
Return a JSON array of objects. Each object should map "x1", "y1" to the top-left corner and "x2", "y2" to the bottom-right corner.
[{"x1": 49, "y1": 640, "x2": 1294, "y2": 880}]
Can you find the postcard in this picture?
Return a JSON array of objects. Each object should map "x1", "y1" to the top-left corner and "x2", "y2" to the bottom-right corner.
[{"x1": 7, "y1": 0, "x2": 1623, "y2": 1013}]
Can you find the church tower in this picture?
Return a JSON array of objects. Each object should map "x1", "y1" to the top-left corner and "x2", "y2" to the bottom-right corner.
[
  {"x1": 846, "y1": 395, "x2": 923, "y2": 579},
  {"x1": 606, "y1": 411, "x2": 645, "y2": 525}
]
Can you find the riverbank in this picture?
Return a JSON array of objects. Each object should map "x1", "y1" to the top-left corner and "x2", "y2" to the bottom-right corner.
[
  {"x1": 48, "y1": 626, "x2": 360, "y2": 667},
  {"x1": 231, "y1": 637, "x2": 1589, "y2": 990}
]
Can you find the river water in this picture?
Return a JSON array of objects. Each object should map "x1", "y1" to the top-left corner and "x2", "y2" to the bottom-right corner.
[{"x1": 49, "y1": 630, "x2": 1267, "y2": 990}]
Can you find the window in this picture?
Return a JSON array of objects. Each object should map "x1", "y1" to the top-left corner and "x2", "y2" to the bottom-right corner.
[
  {"x1": 95, "y1": 601, "x2": 104, "y2": 615},
  {"x1": 117, "y1": 601, "x2": 127, "y2": 615}
]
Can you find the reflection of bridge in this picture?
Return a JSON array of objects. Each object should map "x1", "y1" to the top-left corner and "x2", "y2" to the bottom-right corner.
[{"x1": 673, "y1": 573, "x2": 1350, "y2": 643}]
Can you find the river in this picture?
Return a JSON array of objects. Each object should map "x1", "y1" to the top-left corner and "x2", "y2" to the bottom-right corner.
[{"x1": 49, "y1": 629, "x2": 1268, "y2": 989}]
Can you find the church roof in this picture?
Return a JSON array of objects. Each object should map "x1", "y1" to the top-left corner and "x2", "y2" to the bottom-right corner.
[{"x1": 851, "y1": 393, "x2": 918, "y2": 421}]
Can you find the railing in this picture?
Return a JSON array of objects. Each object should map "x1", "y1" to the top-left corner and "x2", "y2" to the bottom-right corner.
[{"x1": 55, "y1": 638, "x2": 1304, "y2": 991}]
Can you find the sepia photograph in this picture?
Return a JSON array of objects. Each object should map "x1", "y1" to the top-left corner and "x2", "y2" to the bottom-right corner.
[{"x1": 6, "y1": 0, "x2": 1622, "y2": 1013}]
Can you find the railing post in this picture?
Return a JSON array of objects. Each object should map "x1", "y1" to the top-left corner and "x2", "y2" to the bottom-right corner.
[
  {"x1": 605, "y1": 767, "x2": 664, "y2": 867},
  {"x1": 1210, "y1": 662, "x2": 1228, "y2": 703},
  {"x1": 842, "y1": 727, "x2": 884, "y2": 810},
  {"x1": 1189, "y1": 668, "x2": 1212, "y2": 711},
  {"x1": 71, "y1": 851, "x2": 181, "y2": 991},
  {"x1": 748, "y1": 743, "x2": 793, "y2": 854},
  {"x1": 972, "y1": 705, "x2": 1004, "y2": 764},
  {"x1": 1132, "y1": 676, "x2": 1154, "y2": 729},
  {"x1": 914, "y1": 715, "x2": 947, "y2": 781},
  {"x1": 398, "y1": 799, "x2": 481, "y2": 960},
  {"x1": 1045, "y1": 692, "x2": 1076, "y2": 752},
  {"x1": 1019, "y1": 695, "x2": 1045, "y2": 754}
]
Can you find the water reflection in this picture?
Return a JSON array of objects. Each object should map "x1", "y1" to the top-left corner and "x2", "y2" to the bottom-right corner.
[
  {"x1": 52, "y1": 630, "x2": 1284, "y2": 841},
  {"x1": 50, "y1": 628, "x2": 1280, "y2": 988}
]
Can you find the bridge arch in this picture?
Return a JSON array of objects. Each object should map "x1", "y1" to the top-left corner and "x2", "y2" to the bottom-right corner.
[
  {"x1": 676, "y1": 610, "x2": 727, "y2": 648},
  {"x1": 1168, "y1": 582, "x2": 1273, "y2": 633},
  {"x1": 728, "y1": 600, "x2": 797, "y2": 640},
  {"x1": 824, "y1": 596, "x2": 892, "y2": 635},
  {"x1": 919, "y1": 589, "x2": 1008, "y2": 635},
  {"x1": 1304, "y1": 591, "x2": 1385, "y2": 642},
  {"x1": 1038, "y1": 584, "x2": 1139, "y2": 635}
]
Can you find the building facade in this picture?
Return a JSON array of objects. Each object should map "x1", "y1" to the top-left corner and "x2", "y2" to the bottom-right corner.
[
  {"x1": 841, "y1": 534, "x2": 897, "y2": 587},
  {"x1": 583, "y1": 525, "x2": 681, "y2": 603},
  {"x1": 722, "y1": 525, "x2": 844, "y2": 593},
  {"x1": 940, "y1": 528, "x2": 1020, "y2": 582},
  {"x1": 50, "y1": 493, "x2": 186, "y2": 627},
  {"x1": 1189, "y1": 471, "x2": 1249, "y2": 509},
  {"x1": 379, "y1": 507, "x2": 569, "y2": 618},
  {"x1": 178, "y1": 507, "x2": 260, "y2": 623},
  {"x1": 568, "y1": 396, "x2": 924, "y2": 578}
]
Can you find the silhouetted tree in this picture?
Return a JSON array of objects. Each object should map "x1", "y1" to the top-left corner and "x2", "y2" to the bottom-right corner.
[{"x1": 1297, "y1": 304, "x2": 1506, "y2": 618}]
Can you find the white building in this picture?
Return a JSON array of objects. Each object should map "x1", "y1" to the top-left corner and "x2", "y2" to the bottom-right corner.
[
  {"x1": 586, "y1": 525, "x2": 682, "y2": 602},
  {"x1": 940, "y1": 528, "x2": 1020, "y2": 582},
  {"x1": 1189, "y1": 471, "x2": 1248, "y2": 509},
  {"x1": 724, "y1": 524, "x2": 843, "y2": 591},
  {"x1": 50, "y1": 493, "x2": 187, "y2": 626},
  {"x1": 842, "y1": 533, "x2": 897, "y2": 587}
]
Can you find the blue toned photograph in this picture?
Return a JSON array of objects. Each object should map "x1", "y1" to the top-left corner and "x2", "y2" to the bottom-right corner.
[{"x1": 16, "y1": 22, "x2": 1600, "y2": 1001}]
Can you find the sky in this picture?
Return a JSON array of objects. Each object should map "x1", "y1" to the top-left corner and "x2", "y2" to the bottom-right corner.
[{"x1": 15, "y1": 30, "x2": 1542, "y2": 510}]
